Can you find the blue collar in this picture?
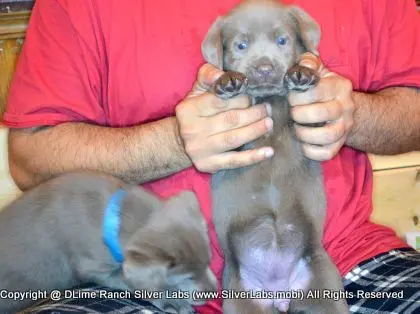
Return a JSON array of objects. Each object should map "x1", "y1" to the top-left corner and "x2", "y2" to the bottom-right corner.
[{"x1": 103, "y1": 189, "x2": 128, "y2": 263}]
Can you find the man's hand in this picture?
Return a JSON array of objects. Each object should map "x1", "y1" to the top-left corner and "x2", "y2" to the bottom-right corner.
[
  {"x1": 288, "y1": 53, "x2": 356, "y2": 161},
  {"x1": 175, "y1": 64, "x2": 274, "y2": 173}
]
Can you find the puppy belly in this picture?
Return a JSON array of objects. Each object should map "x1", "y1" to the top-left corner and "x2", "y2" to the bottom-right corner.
[{"x1": 238, "y1": 245, "x2": 312, "y2": 312}]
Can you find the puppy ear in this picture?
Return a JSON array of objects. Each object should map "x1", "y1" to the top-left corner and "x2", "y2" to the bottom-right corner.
[
  {"x1": 122, "y1": 248, "x2": 172, "y2": 290},
  {"x1": 201, "y1": 16, "x2": 225, "y2": 69},
  {"x1": 288, "y1": 6, "x2": 321, "y2": 55}
]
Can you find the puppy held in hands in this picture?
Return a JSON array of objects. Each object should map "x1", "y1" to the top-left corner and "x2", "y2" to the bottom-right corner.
[
  {"x1": 203, "y1": 1, "x2": 349, "y2": 313},
  {"x1": 0, "y1": 172, "x2": 217, "y2": 314}
]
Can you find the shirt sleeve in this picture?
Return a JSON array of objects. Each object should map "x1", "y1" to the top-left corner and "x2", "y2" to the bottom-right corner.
[
  {"x1": 368, "y1": 0, "x2": 420, "y2": 91},
  {"x1": 3, "y1": 0, "x2": 106, "y2": 128}
]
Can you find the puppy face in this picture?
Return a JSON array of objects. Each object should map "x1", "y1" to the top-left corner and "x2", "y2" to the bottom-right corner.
[
  {"x1": 202, "y1": 0, "x2": 321, "y2": 97},
  {"x1": 122, "y1": 191, "x2": 217, "y2": 305}
]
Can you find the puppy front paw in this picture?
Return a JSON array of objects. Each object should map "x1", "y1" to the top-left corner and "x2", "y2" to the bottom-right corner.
[
  {"x1": 212, "y1": 71, "x2": 248, "y2": 100},
  {"x1": 284, "y1": 65, "x2": 319, "y2": 92}
]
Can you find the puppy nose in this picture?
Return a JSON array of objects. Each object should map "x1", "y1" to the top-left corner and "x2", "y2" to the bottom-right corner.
[{"x1": 255, "y1": 63, "x2": 274, "y2": 78}]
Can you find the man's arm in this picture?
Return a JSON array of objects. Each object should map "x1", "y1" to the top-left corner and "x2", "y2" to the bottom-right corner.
[
  {"x1": 348, "y1": 87, "x2": 420, "y2": 155},
  {"x1": 290, "y1": 75, "x2": 420, "y2": 159},
  {"x1": 289, "y1": 54, "x2": 420, "y2": 160},
  {"x1": 289, "y1": 0, "x2": 420, "y2": 160},
  {"x1": 347, "y1": 0, "x2": 420, "y2": 155},
  {"x1": 8, "y1": 64, "x2": 273, "y2": 191},
  {"x1": 8, "y1": 118, "x2": 190, "y2": 191}
]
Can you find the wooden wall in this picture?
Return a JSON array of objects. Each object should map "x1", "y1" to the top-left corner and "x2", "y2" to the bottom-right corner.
[{"x1": 0, "y1": 0, "x2": 33, "y2": 119}]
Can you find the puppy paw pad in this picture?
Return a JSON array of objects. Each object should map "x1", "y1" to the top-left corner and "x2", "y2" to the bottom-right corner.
[
  {"x1": 284, "y1": 65, "x2": 319, "y2": 92},
  {"x1": 213, "y1": 71, "x2": 248, "y2": 99}
]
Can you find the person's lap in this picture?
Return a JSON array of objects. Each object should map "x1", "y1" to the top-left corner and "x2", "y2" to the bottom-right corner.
[
  {"x1": 22, "y1": 248, "x2": 420, "y2": 314},
  {"x1": 21, "y1": 286, "x2": 167, "y2": 314},
  {"x1": 343, "y1": 248, "x2": 420, "y2": 314}
]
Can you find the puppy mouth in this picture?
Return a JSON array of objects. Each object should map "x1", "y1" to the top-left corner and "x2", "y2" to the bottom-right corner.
[
  {"x1": 246, "y1": 75, "x2": 283, "y2": 88},
  {"x1": 247, "y1": 83, "x2": 287, "y2": 97},
  {"x1": 248, "y1": 83, "x2": 279, "y2": 89}
]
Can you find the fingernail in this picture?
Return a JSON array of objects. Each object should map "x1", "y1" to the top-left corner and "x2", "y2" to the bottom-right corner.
[
  {"x1": 259, "y1": 147, "x2": 274, "y2": 158},
  {"x1": 299, "y1": 60, "x2": 316, "y2": 69},
  {"x1": 265, "y1": 117, "x2": 273, "y2": 130},
  {"x1": 265, "y1": 103, "x2": 272, "y2": 117}
]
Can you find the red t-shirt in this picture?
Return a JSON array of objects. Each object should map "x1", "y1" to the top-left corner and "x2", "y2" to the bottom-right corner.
[{"x1": 4, "y1": 0, "x2": 420, "y2": 313}]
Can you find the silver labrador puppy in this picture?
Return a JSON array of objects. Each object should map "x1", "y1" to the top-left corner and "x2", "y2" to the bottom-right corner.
[
  {"x1": 0, "y1": 171, "x2": 217, "y2": 314},
  {"x1": 202, "y1": 0, "x2": 349, "y2": 313}
]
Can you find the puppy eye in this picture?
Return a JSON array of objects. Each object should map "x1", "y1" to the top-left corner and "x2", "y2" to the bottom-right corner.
[
  {"x1": 276, "y1": 36, "x2": 287, "y2": 46},
  {"x1": 237, "y1": 41, "x2": 248, "y2": 50}
]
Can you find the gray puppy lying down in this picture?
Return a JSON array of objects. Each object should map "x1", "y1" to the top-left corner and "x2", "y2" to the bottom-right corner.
[
  {"x1": 203, "y1": 0, "x2": 349, "y2": 313},
  {"x1": 0, "y1": 171, "x2": 217, "y2": 314}
]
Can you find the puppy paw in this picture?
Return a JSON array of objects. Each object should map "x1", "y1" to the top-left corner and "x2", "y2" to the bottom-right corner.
[
  {"x1": 212, "y1": 71, "x2": 248, "y2": 99},
  {"x1": 283, "y1": 65, "x2": 319, "y2": 92}
]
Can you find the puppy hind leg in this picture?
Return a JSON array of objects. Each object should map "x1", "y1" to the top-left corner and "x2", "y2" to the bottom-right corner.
[
  {"x1": 227, "y1": 217, "x2": 302, "y2": 313},
  {"x1": 223, "y1": 217, "x2": 280, "y2": 314},
  {"x1": 288, "y1": 249, "x2": 349, "y2": 314},
  {"x1": 222, "y1": 260, "x2": 277, "y2": 314}
]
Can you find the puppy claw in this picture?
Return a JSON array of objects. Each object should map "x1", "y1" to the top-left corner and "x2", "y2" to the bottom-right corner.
[
  {"x1": 284, "y1": 65, "x2": 319, "y2": 92},
  {"x1": 213, "y1": 71, "x2": 248, "y2": 99}
]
